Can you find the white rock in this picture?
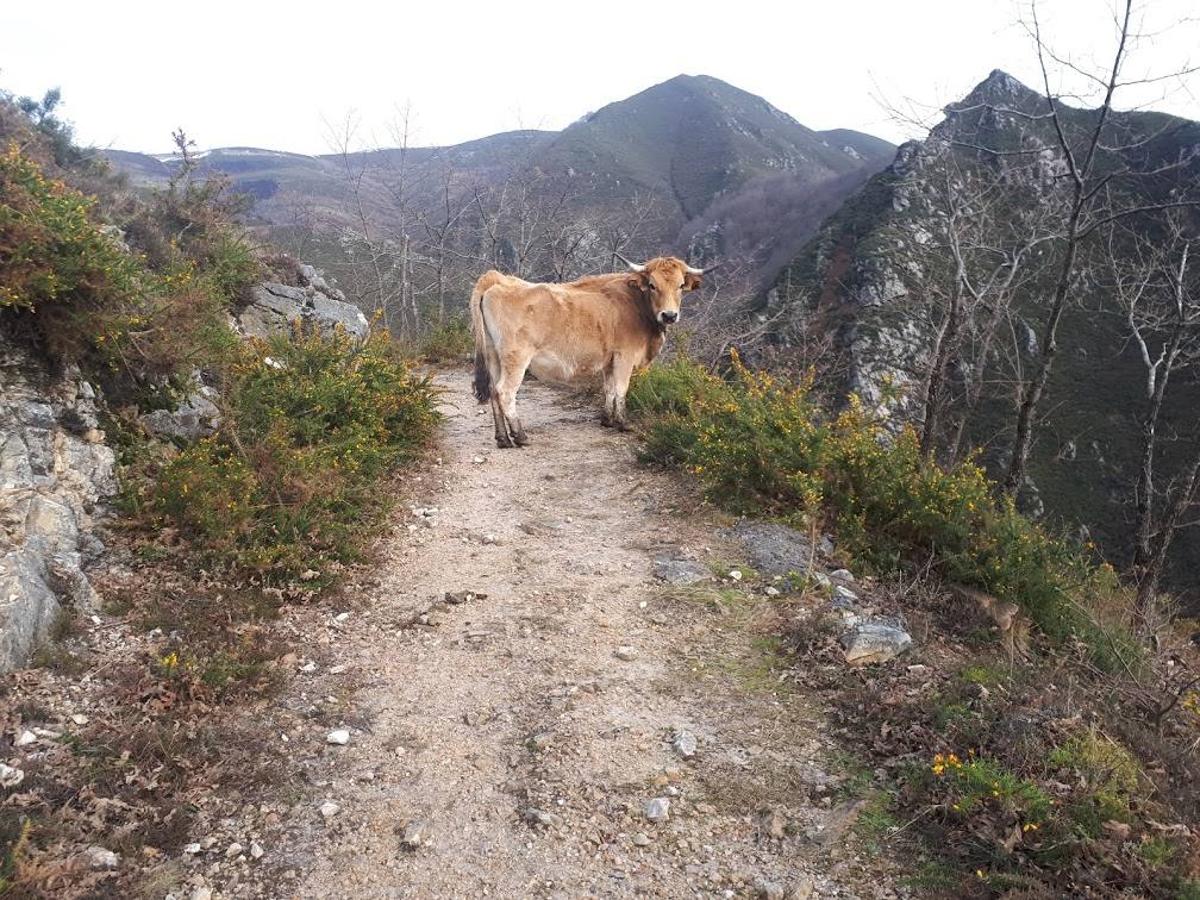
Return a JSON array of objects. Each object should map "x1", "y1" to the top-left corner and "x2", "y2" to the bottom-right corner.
[
  {"x1": 250, "y1": 841, "x2": 264, "y2": 860},
  {"x1": 182, "y1": 842, "x2": 202, "y2": 855},
  {"x1": 834, "y1": 584, "x2": 859, "y2": 603},
  {"x1": 472, "y1": 456, "x2": 485, "y2": 464},
  {"x1": 190, "y1": 887, "x2": 213, "y2": 900},
  {"x1": 644, "y1": 797, "x2": 671, "y2": 822},
  {"x1": 614, "y1": 645, "x2": 639, "y2": 662},
  {"x1": 672, "y1": 730, "x2": 698, "y2": 759},
  {"x1": 70, "y1": 713, "x2": 89, "y2": 725},
  {"x1": 728, "y1": 569, "x2": 743, "y2": 581},
  {"x1": 830, "y1": 568, "x2": 855, "y2": 582},
  {"x1": 0, "y1": 764, "x2": 24, "y2": 787},
  {"x1": 326, "y1": 729, "x2": 351, "y2": 745},
  {"x1": 334, "y1": 612, "x2": 350, "y2": 624},
  {"x1": 631, "y1": 832, "x2": 651, "y2": 846},
  {"x1": 86, "y1": 846, "x2": 119, "y2": 869},
  {"x1": 764, "y1": 586, "x2": 780, "y2": 597},
  {"x1": 224, "y1": 842, "x2": 243, "y2": 859},
  {"x1": 320, "y1": 800, "x2": 341, "y2": 819},
  {"x1": 300, "y1": 661, "x2": 318, "y2": 674},
  {"x1": 15, "y1": 730, "x2": 36, "y2": 747},
  {"x1": 401, "y1": 819, "x2": 428, "y2": 848}
]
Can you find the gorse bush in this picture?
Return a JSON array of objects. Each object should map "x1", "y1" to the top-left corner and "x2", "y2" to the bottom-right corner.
[
  {"x1": 0, "y1": 139, "x2": 257, "y2": 400},
  {"x1": 148, "y1": 327, "x2": 439, "y2": 581},
  {"x1": 628, "y1": 354, "x2": 1110, "y2": 645}
]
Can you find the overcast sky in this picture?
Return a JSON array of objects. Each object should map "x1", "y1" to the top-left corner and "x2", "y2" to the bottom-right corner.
[{"x1": 2, "y1": 0, "x2": 1196, "y2": 155}]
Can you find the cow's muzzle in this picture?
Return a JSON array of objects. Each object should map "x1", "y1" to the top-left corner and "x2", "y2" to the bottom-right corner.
[{"x1": 659, "y1": 310, "x2": 679, "y2": 324}]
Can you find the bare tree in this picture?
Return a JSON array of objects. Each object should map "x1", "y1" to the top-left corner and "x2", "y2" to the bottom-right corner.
[
  {"x1": 324, "y1": 113, "x2": 408, "y2": 333},
  {"x1": 1108, "y1": 214, "x2": 1200, "y2": 625},
  {"x1": 986, "y1": 0, "x2": 1200, "y2": 495}
]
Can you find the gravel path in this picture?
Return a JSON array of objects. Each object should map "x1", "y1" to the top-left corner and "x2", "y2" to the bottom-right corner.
[{"x1": 267, "y1": 375, "x2": 897, "y2": 899}]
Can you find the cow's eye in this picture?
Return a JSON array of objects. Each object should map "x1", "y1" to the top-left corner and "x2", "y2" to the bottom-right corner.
[{"x1": 647, "y1": 283, "x2": 656, "y2": 291}]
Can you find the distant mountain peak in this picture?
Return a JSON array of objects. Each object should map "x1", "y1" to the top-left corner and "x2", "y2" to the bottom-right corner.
[{"x1": 951, "y1": 69, "x2": 1045, "y2": 111}]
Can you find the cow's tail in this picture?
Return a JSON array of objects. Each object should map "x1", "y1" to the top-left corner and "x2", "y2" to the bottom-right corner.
[{"x1": 470, "y1": 271, "x2": 502, "y2": 404}]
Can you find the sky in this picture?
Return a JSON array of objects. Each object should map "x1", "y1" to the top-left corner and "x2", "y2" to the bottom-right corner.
[{"x1": 1, "y1": 0, "x2": 1196, "y2": 155}]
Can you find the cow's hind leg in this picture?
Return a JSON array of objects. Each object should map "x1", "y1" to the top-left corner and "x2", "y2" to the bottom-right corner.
[
  {"x1": 483, "y1": 335, "x2": 515, "y2": 448},
  {"x1": 495, "y1": 351, "x2": 532, "y2": 447},
  {"x1": 490, "y1": 391, "x2": 515, "y2": 448}
]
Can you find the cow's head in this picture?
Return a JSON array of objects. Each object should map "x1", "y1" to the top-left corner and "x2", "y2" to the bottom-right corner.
[{"x1": 616, "y1": 254, "x2": 719, "y2": 326}]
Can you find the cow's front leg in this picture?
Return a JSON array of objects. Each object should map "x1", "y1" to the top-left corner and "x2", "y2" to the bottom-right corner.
[
  {"x1": 610, "y1": 358, "x2": 635, "y2": 431},
  {"x1": 600, "y1": 367, "x2": 618, "y2": 427}
]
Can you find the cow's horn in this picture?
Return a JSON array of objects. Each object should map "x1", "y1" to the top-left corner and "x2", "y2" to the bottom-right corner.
[
  {"x1": 613, "y1": 251, "x2": 645, "y2": 272},
  {"x1": 686, "y1": 262, "x2": 722, "y2": 275}
]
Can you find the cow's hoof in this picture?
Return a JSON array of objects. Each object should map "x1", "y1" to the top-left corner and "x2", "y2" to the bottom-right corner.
[
  {"x1": 615, "y1": 420, "x2": 632, "y2": 432},
  {"x1": 495, "y1": 435, "x2": 516, "y2": 449},
  {"x1": 514, "y1": 432, "x2": 531, "y2": 447},
  {"x1": 599, "y1": 416, "x2": 613, "y2": 428}
]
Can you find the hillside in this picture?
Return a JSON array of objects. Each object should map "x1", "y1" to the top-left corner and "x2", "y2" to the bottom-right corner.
[
  {"x1": 5, "y1": 80, "x2": 1200, "y2": 900},
  {"x1": 105, "y1": 75, "x2": 894, "y2": 291},
  {"x1": 767, "y1": 69, "x2": 1200, "y2": 603}
]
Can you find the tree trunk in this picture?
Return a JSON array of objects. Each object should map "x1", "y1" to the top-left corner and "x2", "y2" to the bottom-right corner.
[
  {"x1": 921, "y1": 280, "x2": 964, "y2": 459},
  {"x1": 1002, "y1": 202, "x2": 1083, "y2": 496},
  {"x1": 1132, "y1": 328, "x2": 1182, "y2": 575},
  {"x1": 1136, "y1": 447, "x2": 1200, "y2": 626}
]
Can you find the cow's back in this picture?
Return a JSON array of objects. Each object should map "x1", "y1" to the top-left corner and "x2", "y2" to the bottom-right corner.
[{"x1": 480, "y1": 279, "x2": 653, "y2": 381}]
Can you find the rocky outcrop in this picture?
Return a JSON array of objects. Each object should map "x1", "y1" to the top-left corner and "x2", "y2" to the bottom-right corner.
[
  {"x1": 237, "y1": 265, "x2": 369, "y2": 342},
  {"x1": 0, "y1": 262, "x2": 363, "y2": 671},
  {"x1": 0, "y1": 336, "x2": 116, "y2": 671}
]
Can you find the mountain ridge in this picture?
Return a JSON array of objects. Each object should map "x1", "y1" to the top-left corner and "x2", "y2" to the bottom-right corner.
[
  {"x1": 104, "y1": 74, "x2": 895, "y2": 289},
  {"x1": 767, "y1": 67, "x2": 1200, "y2": 602}
]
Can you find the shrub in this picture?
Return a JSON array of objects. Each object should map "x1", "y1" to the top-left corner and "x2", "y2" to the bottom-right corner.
[
  {"x1": 628, "y1": 353, "x2": 1117, "y2": 647},
  {"x1": 1049, "y1": 728, "x2": 1141, "y2": 831},
  {"x1": 416, "y1": 316, "x2": 473, "y2": 364},
  {"x1": 0, "y1": 142, "x2": 141, "y2": 318},
  {"x1": 149, "y1": 327, "x2": 439, "y2": 580},
  {"x1": 0, "y1": 141, "x2": 255, "y2": 400}
]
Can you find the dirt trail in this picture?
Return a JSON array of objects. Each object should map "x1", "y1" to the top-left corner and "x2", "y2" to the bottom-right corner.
[{"x1": 274, "y1": 375, "x2": 894, "y2": 899}]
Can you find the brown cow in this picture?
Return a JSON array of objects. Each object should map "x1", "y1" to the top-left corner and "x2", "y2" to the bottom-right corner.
[{"x1": 470, "y1": 256, "x2": 714, "y2": 447}]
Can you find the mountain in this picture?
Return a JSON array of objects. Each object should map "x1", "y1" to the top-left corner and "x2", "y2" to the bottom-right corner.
[
  {"x1": 104, "y1": 76, "x2": 894, "y2": 290},
  {"x1": 767, "y1": 69, "x2": 1200, "y2": 601}
]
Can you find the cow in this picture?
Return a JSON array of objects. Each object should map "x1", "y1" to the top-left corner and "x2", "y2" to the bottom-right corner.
[{"x1": 469, "y1": 255, "x2": 715, "y2": 448}]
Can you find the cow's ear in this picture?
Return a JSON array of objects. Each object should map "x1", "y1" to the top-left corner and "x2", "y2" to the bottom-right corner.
[
  {"x1": 683, "y1": 272, "x2": 702, "y2": 291},
  {"x1": 628, "y1": 272, "x2": 650, "y2": 291}
]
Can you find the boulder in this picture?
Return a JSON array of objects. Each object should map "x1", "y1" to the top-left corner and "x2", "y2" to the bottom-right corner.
[
  {"x1": 139, "y1": 380, "x2": 221, "y2": 441},
  {"x1": 840, "y1": 622, "x2": 913, "y2": 666},
  {"x1": 237, "y1": 266, "x2": 368, "y2": 341}
]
